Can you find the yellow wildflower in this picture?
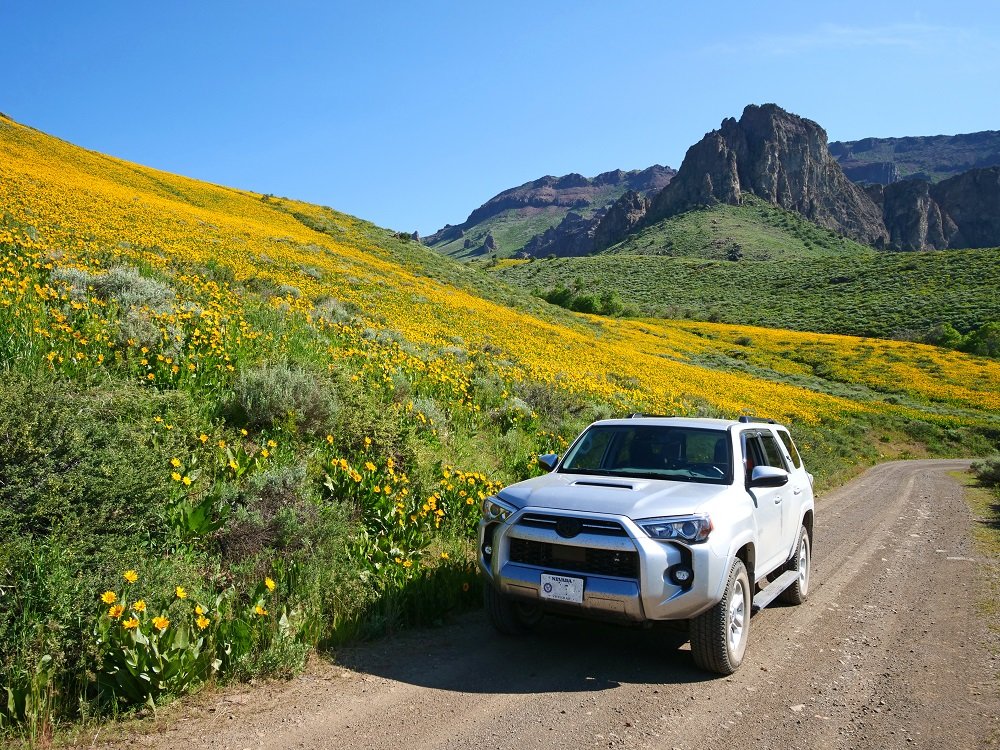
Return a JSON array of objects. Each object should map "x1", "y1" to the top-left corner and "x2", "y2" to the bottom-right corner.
[
  {"x1": 101, "y1": 591, "x2": 117, "y2": 604},
  {"x1": 123, "y1": 617, "x2": 140, "y2": 630},
  {"x1": 254, "y1": 604, "x2": 268, "y2": 616},
  {"x1": 171, "y1": 471, "x2": 182, "y2": 481},
  {"x1": 196, "y1": 615, "x2": 210, "y2": 630},
  {"x1": 132, "y1": 600, "x2": 146, "y2": 612},
  {"x1": 175, "y1": 585, "x2": 187, "y2": 599},
  {"x1": 265, "y1": 577, "x2": 276, "y2": 592},
  {"x1": 182, "y1": 475, "x2": 192, "y2": 486},
  {"x1": 170, "y1": 457, "x2": 181, "y2": 467},
  {"x1": 123, "y1": 569, "x2": 138, "y2": 584},
  {"x1": 108, "y1": 604, "x2": 125, "y2": 619},
  {"x1": 198, "y1": 433, "x2": 209, "y2": 443},
  {"x1": 152, "y1": 615, "x2": 169, "y2": 631}
]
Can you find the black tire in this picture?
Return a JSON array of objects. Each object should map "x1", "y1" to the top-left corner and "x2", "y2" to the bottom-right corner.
[
  {"x1": 778, "y1": 526, "x2": 811, "y2": 605},
  {"x1": 483, "y1": 583, "x2": 543, "y2": 635},
  {"x1": 690, "y1": 558, "x2": 750, "y2": 675}
]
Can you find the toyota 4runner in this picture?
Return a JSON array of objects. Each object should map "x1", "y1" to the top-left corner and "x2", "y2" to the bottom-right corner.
[{"x1": 479, "y1": 415, "x2": 815, "y2": 675}]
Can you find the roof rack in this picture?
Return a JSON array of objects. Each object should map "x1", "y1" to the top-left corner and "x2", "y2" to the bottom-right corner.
[
  {"x1": 628, "y1": 413, "x2": 678, "y2": 419},
  {"x1": 737, "y1": 415, "x2": 776, "y2": 424}
]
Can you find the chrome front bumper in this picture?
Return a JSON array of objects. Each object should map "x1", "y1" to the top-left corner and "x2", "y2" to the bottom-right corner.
[{"x1": 480, "y1": 507, "x2": 728, "y2": 622}]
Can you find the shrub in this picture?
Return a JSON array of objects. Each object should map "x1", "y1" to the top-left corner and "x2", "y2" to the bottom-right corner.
[
  {"x1": 92, "y1": 266, "x2": 176, "y2": 312},
  {"x1": 230, "y1": 364, "x2": 340, "y2": 435},
  {"x1": 971, "y1": 456, "x2": 1000, "y2": 487},
  {"x1": 0, "y1": 377, "x2": 190, "y2": 548}
]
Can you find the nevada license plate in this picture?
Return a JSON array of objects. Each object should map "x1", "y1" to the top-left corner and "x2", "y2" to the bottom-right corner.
[{"x1": 539, "y1": 573, "x2": 584, "y2": 604}]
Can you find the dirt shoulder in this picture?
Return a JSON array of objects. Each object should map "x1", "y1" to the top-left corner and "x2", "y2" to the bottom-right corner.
[{"x1": 82, "y1": 459, "x2": 998, "y2": 750}]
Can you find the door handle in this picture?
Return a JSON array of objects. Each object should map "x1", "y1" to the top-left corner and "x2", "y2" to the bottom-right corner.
[
  {"x1": 793, "y1": 487, "x2": 802, "y2": 495},
  {"x1": 774, "y1": 496, "x2": 782, "y2": 504}
]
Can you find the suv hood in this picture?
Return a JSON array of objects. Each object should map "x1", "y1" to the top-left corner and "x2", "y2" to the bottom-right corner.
[{"x1": 497, "y1": 471, "x2": 726, "y2": 519}]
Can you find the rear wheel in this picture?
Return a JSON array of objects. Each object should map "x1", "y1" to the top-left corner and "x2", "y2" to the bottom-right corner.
[
  {"x1": 778, "y1": 526, "x2": 811, "y2": 605},
  {"x1": 483, "y1": 583, "x2": 543, "y2": 635},
  {"x1": 690, "y1": 558, "x2": 750, "y2": 675}
]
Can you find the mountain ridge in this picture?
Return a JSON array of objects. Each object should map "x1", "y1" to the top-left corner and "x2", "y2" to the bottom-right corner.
[{"x1": 427, "y1": 107, "x2": 1000, "y2": 258}]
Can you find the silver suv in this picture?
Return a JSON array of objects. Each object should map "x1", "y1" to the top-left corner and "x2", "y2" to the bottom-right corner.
[{"x1": 479, "y1": 416, "x2": 815, "y2": 674}]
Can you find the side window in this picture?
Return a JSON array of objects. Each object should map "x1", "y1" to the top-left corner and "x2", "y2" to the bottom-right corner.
[
  {"x1": 776, "y1": 430, "x2": 802, "y2": 469},
  {"x1": 742, "y1": 432, "x2": 765, "y2": 476},
  {"x1": 759, "y1": 433, "x2": 788, "y2": 470}
]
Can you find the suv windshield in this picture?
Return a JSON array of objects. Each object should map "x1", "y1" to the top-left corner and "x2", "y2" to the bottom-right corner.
[{"x1": 559, "y1": 425, "x2": 732, "y2": 484}]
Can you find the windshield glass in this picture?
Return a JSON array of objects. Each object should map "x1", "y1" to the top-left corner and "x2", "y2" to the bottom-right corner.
[{"x1": 559, "y1": 424, "x2": 732, "y2": 484}]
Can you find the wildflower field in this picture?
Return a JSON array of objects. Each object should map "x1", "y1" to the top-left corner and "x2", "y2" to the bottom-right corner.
[{"x1": 2, "y1": 113, "x2": 999, "y2": 739}]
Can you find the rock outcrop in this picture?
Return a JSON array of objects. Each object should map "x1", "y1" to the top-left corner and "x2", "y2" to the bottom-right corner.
[
  {"x1": 521, "y1": 211, "x2": 604, "y2": 257},
  {"x1": 865, "y1": 181, "x2": 956, "y2": 251},
  {"x1": 862, "y1": 167, "x2": 1000, "y2": 251},
  {"x1": 644, "y1": 104, "x2": 890, "y2": 247},
  {"x1": 931, "y1": 167, "x2": 1000, "y2": 249},
  {"x1": 593, "y1": 191, "x2": 650, "y2": 252}
]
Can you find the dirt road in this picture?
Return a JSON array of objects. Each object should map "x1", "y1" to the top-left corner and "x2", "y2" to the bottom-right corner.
[{"x1": 100, "y1": 460, "x2": 999, "y2": 750}]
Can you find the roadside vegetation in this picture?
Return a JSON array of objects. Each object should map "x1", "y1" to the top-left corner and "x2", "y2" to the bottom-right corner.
[
  {"x1": 1, "y1": 113, "x2": 999, "y2": 744},
  {"x1": 966, "y1": 458, "x2": 1000, "y2": 650}
]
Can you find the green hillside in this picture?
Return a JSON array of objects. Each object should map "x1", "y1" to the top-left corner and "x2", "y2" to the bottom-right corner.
[
  {"x1": 493, "y1": 198, "x2": 1000, "y2": 339},
  {"x1": 429, "y1": 206, "x2": 569, "y2": 259},
  {"x1": 606, "y1": 196, "x2": 875, "y2": 260}
]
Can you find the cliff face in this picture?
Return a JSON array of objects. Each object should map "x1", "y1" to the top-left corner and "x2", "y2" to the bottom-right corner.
[
  {"x1": 932, "y1": 167, "x2": 1000, "y2": 249},
  {"x1": 645, "y1": 104, "x2": 890, "y2": 247},
  {"x1": 866, "y1": 181, "x2": 956, "y2": 251},
  {"x1": 863, "y1": 168, "x2": 1000, "y2": 251}
]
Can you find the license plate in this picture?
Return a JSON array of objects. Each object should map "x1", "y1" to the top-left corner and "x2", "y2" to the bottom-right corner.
[{"x1": 540, "y1": 573, "x2": 584, "y2": 603}]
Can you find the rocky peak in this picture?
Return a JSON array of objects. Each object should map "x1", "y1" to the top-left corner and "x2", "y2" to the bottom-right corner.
[{"x1": 645, "y1": 104, "x2": 889, "y2": 247}]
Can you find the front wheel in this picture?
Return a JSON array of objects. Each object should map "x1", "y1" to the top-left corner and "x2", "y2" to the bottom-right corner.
[
  {"x1": 690, "y1": 558, "x2": 750, "y2": 675},
  {"x1": 483, "y1": 583, "x2": 543, "y2": 635},
  {"x1": 778, "y1": 526, "x2": 811, "y2": 605}
]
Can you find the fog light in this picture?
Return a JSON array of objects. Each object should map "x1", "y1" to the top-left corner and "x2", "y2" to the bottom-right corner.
[
  {"x1": 483, "y1": 545, "x2": 493, "y2": 557},
  {"x1": 670, "y1": 566, "x2": 693, "y2": 585}
]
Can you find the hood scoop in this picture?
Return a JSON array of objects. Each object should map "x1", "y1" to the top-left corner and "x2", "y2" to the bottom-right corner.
[{"x1": 572, "y1": 480, "x2": 635, "y2": 490}]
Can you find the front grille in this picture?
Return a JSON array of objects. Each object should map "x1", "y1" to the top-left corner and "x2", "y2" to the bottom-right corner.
[
  {"x1": 509, "y1": 538, "x2": 639, "y2": 579},
  {"x1": 517, "y1": 513, "x2": 628, "y2": 537}
]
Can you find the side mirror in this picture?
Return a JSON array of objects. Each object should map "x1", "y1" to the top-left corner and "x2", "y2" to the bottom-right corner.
[
  {"x1": 748, "y1": 465, "x2": 789, "y2": 488},
  {"x1": 538, "y1": 453, "x2": 559, "y2": 472}
]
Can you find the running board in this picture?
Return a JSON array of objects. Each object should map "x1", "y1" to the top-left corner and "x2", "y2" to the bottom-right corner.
[{"x1": 752, "y1": 570, "x2": 798, "y2": 612}]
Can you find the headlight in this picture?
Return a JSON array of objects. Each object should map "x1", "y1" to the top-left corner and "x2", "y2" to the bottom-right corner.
[
  {"x1": 482, "y1": 495, "x2": 516, "y2": 523},
  {"x1": 637, "y1": 514, "x2": 712, "y2": 544}
]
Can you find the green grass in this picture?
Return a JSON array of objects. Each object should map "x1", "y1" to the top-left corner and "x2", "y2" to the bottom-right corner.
[
  {"x1": 429, "y1": 207, "x2": 568, "y2": 259},
  {"x1": 608, "y1": 195, "x2": 875, "y2": 260},
  {"x1": 483, "y1": 195, "x2": 993, "y2": 339}
]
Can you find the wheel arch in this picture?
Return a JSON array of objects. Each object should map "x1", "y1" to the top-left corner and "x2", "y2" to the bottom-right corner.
[
  {"x1": 801, "y1": 508, "x2": 814, "y2": 547},
  {"x1": 734, "y1": 541, "x2": 755, "y2": 586}
]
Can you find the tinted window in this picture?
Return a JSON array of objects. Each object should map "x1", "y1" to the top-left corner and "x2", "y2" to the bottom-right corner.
[
  {"x1": 759, "y1": 433, "x2": 787, "y2": 469},
  {"x1": 777, "y1": 430, "x2": 802, "y2": 469},
  {"x1": 561, "y1": 425, "x2": 731, "y2": 484},
  {"x1": 565, "y1": 427, "x2": 613, "y2": 470}
]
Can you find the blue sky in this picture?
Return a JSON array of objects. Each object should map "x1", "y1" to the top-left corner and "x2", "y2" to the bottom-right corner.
[{"x1": 2, "y1": 1, "x2": 998, "y2": 234}]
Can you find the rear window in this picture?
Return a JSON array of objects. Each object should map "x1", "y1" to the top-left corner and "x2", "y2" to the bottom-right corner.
[
  {"x1": 776, "y1": 430, "x2": 803, "y2": 469},
  {"x1": 560, "y1": 424, "x2": 732, "y2": 484}
]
